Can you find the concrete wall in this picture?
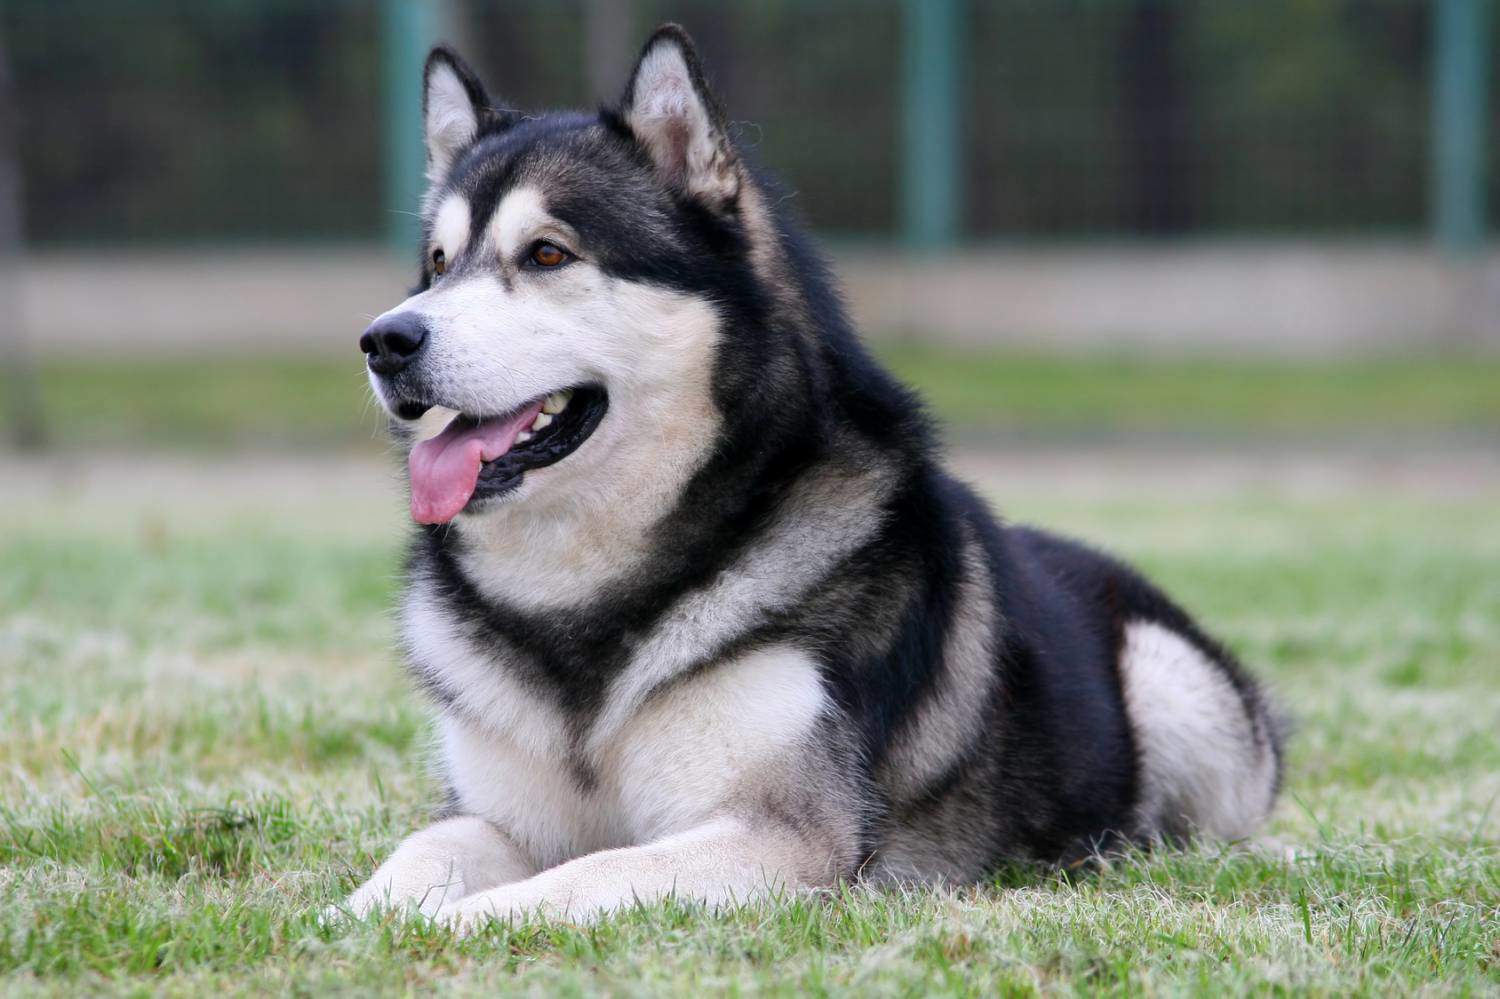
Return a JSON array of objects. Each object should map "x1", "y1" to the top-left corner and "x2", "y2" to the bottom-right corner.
[{"x1": 14, "y1": 241, "x2": 1500, "y2": 357}]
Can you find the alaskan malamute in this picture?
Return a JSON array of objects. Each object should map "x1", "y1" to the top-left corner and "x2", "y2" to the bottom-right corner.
[{"x1": 340, "y1": 25, "x2": 1282, "y2": 929}]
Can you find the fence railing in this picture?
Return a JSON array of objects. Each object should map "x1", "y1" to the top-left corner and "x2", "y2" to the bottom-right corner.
[{"x1": 0, "y1": 0, "x2": 1490, "y2": 252}]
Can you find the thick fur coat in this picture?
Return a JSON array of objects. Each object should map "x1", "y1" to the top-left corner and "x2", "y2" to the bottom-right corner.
[{"x1": 338, "y1": 25, "x2": 1283, "y2": 929}]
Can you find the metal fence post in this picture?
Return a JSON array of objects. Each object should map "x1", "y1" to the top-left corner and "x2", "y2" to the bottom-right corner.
[
  {"x1": 901, "y1": 0, "x2": 963, "y2": 249},
  {"x1": 1433, "y1": 0, "x2": 1490, "y2": 254},
  {"x1": 0, "y1": 13, "x2": 44, "y2": 449},
  {"x1": 382, "y1": 0, "x2": 438, "y2": 256}
]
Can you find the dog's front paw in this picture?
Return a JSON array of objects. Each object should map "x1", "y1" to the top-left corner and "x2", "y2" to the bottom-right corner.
[
  {"x1": 317, "y1": 890, "x2": 389, "y2": 928},
  {"x1": 317, "y1": 901, "x2": 357, "y2": 928},
  {"x1": 435, "y1": 890, "x2": 536, "y2": 935},
  {"x1": 328, "y1": 870, "x2": 468, "y2": 926},
  {"x1": 319, "y1": 886, "x2": 436, "y2": 928}
]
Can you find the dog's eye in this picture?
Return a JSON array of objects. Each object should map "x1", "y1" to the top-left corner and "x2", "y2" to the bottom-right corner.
[
  {"x1": 527, "y1": 242, "x2": 572, "y2": 269},
  {"x1": 432, "y1": 249, "x2": 446, "y2": 276}
]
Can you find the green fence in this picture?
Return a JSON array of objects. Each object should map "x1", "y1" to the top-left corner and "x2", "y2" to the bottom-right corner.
[{"x1": 0, "y1": 0, "x2": 1490, "y2": 251}]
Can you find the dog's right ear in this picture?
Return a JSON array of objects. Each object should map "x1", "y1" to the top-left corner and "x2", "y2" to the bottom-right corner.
[{"x1": 423, "y1": 47, "x2": 512, "y2": 185}]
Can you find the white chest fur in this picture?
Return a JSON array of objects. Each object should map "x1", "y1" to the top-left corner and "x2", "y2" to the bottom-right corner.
[
  {"x1": 407, "y1": 587, "x2": 828, "y2": 869},
  {"x1": 401, "y1": 447, "x2": 894, "y2": 869}
]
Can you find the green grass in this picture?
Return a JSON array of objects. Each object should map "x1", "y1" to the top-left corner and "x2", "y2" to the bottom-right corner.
[
  {"x1": 28, "y1": 348, "x2": 1500, "y2": 449},
  {"x1": 2, "y1": 450, "x2": 1497, "y2": 995},
  {"x1": 31, "y1": 357, "x2": 383, "y2": 450},
  {"x1": 877, "y1": 345, "x2": 1500, "y2": 438}
]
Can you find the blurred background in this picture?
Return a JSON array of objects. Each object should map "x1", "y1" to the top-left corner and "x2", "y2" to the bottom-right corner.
[
  {"x1": 1, "y1": 0, "x2": 1497, "y2": 457},
  {"x1": 3, "y1": 11, "x2": 1497, "y2": 990}
]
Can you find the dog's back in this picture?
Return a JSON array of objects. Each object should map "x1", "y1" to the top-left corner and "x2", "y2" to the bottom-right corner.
[{"x1": 836, "y1": 474, "x2": 1283, "y2": 882}]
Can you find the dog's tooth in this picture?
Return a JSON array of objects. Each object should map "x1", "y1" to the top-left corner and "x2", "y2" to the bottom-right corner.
[
  {"x1": 531, "y1": 412, "x2": 554, "y2": 432},
  {"x1": 541, "y1": 390, "x2": 571, "y2": 415},
  {"x1": 516, "y1": 430, "x2": 534, "y2": 444}
]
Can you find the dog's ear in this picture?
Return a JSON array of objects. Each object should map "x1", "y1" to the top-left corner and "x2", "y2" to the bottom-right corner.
[
  {"x1": 619, "y1": 25, "x2": 740, "y2": 208},
  {"x1": 423, "y1": 47, "x2": 513, "y2": 185}
]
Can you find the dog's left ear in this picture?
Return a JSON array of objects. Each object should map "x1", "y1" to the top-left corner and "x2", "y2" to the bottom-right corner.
[{"x1": 619, "y1": 25, "x2": 740, "y2": 208}]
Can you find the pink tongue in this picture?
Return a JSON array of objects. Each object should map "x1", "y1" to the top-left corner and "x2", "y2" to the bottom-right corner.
[{"x1": 408, "y1": 402, "x2": 544, "y2": 524}]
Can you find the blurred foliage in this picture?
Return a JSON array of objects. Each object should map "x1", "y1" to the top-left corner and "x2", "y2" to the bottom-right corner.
[
  {"x1": 0, "y1": 0, "x2": 1473, "y2": 244},
  {"x1": 4, "y1": 0, "x2": 384, "y2": 244},
  {"x1": 32, "y1": 348, "x2": 1500, "y2": 451},
  {"x1": 969, "y1": 0, "x2": 1430, "y2": 234}
]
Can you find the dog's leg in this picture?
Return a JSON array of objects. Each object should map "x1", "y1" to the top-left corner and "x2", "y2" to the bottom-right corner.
[
  {"x1": 334, "y1": 815, "x2": 534, "y2": 919},
  {"x1": 435, "y1": 814, "x2": 835, "y2": 930}
]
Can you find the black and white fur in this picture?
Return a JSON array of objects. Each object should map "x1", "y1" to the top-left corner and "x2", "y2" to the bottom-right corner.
[{"x1": 339, "y1": 26, "x2": 1283, "y2": 929}]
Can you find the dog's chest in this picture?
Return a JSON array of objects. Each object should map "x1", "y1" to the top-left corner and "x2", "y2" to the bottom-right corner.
[{"x1": 403, "y1": 587, "x2": 827, "y2": 869}]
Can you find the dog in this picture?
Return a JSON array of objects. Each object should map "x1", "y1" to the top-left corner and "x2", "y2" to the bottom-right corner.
[{"x1": 340, "y1": 24, "x2": 1283, "y2": 931}]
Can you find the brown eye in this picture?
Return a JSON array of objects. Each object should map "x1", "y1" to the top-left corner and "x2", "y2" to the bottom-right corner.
[
  {"x1": 528, "y1": 242, "x2": 571, "y2": 268},
  {"x1": 431, "y1": 248, "x2": 446, "y2": 276}
]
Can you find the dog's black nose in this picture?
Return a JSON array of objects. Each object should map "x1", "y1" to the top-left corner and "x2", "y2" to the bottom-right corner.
[{"x1": 359, "y1": 313, "x2": 428, "y2": 376}]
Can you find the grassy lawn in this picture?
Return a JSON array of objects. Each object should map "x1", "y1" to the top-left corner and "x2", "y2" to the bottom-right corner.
[
  {"x1": 25, "y1": 347, "x2": 1500, "y2": 449},
  {"x1": 2, "y1": 444, "x2": 1496, "y2": 994}
]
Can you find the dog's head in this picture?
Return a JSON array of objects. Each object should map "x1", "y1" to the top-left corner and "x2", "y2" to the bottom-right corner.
[{"x1": 362, "y1": 25, "x2": 784, "y2": 526}]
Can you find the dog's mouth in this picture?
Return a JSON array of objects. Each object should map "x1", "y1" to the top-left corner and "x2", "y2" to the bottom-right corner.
[{"x1": 401, "y1": 385, "x2": 608, "y2": 524}]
